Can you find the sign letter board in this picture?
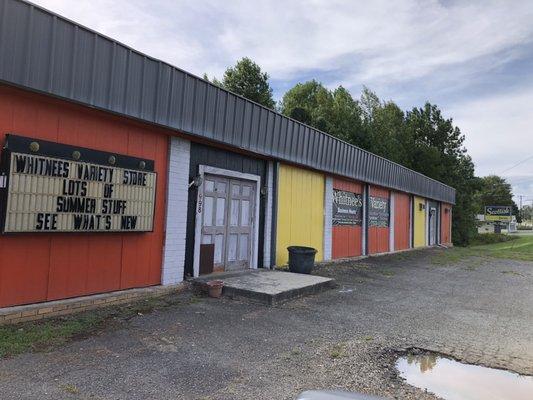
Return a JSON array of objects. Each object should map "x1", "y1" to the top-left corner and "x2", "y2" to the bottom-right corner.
[
  {"x1": 485, "y1": 206, "x2": 512, "y2": 222},
  {"x1": 332, "y1": 189, "x2": 363, "y2": 226},
  {"x1": 0, "y1": 135, "x2": 157, "y2": 233},
  {"x1": 368, "y1": 195, "x2": 390, "y2": 227}
]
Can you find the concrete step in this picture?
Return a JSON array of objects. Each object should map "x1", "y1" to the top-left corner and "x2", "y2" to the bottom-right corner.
[{"x1": 192, "y1": 269, "x2": 336, "y2": 305}]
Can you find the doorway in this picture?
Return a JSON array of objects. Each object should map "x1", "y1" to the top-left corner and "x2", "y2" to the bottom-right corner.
[
  {"x1": 429, "y1": 206, "x2": 438, "y2": 246},
  {"x1": 194, "y1": 166, "x2": 261, "y2": 276}
]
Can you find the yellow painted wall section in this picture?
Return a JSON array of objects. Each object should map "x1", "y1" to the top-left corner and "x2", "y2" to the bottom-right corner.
[
  {"x1": 413, "y1": 196, "x2": 426, "y2": 247},
  {"x1": 276, "y1": 164, "x2": 324, "y2": 265}
]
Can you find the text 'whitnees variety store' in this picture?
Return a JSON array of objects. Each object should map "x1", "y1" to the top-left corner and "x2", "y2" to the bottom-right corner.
[{"x1": 0, "y1": 0, "x2": 455, "y2": 308}]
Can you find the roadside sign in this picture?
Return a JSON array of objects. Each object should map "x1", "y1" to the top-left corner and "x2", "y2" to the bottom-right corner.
[{"x1": 485, "y1": 206, "x2": 512, "y2": 222}]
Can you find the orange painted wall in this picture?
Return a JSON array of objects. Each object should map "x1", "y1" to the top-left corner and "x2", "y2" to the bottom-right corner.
[
  {"x1": 394, "y1": 192, "x2": 411, "y2": 251},
  {"x1": 332, "y1": 178, "x2": 363, "y2": 259},
  {"x1": 0, "y1": 85, "x2": 169, "y2": 307},
  {"x1": 440, "y1": 203, "x2": 452, "y2": 244},
  {"x1": 367, "y1": 186, "x2": 390, "y2": 254}
]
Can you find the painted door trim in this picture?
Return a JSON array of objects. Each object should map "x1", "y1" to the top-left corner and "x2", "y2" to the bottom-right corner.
[
  {"x1": 408, "y1": 195, "x2": 413, "y2": 248},
  {"x1": 362, "y1": 184, "x2": 368, "y2": 256},
  {"x1": 425, "y1": 199, "x2": 430, "y2": 246},
  {"x1": 193, "y1": 165, "x2": 261, "y2": 277}
]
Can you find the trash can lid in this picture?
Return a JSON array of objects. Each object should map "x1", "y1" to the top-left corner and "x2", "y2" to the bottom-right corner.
[{"x1": 287, "y1": 246, "x2": 317, "y2": 253}]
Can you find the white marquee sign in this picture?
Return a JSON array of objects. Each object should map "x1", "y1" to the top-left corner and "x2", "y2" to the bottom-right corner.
[{"x1": 0, "y1": 135, "x2": 156, "y2": 233}]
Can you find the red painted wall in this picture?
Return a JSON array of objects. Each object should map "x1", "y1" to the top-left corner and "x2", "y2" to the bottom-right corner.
[
  {"x1": 368, "y1": 186, "x2": 390, "y2": 254},
  {"x1": 0, "y1": 85, "x2": 169, "y2": 307},
  {"x1": 332, "y1": 178, "x2": 363, "y2": 259},
  {"x1": 394, "y1": 192, "x2": 411, "y2": 251},
  {"x1": 441, "y1": 203, "x2": 452, "y2": 244}
]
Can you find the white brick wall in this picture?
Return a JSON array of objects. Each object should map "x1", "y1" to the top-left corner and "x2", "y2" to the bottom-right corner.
[
  {"x1": 161, "y1": 137, "x2": 190, "y2": 285},
  {"x1": 389, "y1": 192, "x2": 395, "y2": 252},
  {"x1": 323, "y1": 176, "x2": 333, "y2": 261},
  {"x1": 362, "y1": 185, "x2": 367, "y2": 255},
  {"x1": 263, "y1": 161, "x2": 274, "y2": 268}
]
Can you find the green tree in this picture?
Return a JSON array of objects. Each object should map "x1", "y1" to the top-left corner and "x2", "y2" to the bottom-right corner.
[
  {"x1": 404, "y1": 103, "x2": 478, "y2": 245},
  {"x1": 280, "y1": 80, "x2": 365, "y2": 146},
  {"x1": 473, "y1": 175, "x2": 519, "y2": 221},
  {"x1": 521, "y1": 205, "x2": 533, "y2": 222},
  {"x1": 204, "y1": 57, "x2": 276, "y2": 109},
  {"x1": 280, "y1": 81, "x2": 479, "y2": 245},
  {"x1": 359, "y1": 88, "x2": 410, "y2": 165},
  {"x1": 474, "y1": 175, "x2": 515, "y2": 211},
  {"x1": 209, "y1": 54, "x2": 482, "y2": 244},
  {"x1": 280, "y1": 80, "x2": 333, "y2": 129}
]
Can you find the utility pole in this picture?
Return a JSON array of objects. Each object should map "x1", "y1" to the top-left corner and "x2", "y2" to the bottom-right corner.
[{"x1": 518, "y1": 195, "x2": 523, "y2": 222}]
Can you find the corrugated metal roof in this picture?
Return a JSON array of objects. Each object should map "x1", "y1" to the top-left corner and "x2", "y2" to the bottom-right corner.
[{"x1": 0, "y1": 0, "x2": 455, "y2": 204}]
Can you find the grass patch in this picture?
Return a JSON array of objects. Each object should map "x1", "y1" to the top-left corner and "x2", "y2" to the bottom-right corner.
[
  {"x1": 470, "y1": 233, "x2": 517, "y2": 245},
  {"x1": 329, "y1": 342, "x2": 347, "y2": 359},
  {"x1": 500, "y1": 270, "x2": 524, "y2": 277},
  {"x1": 433, "y1": 234, "x2": 533, "y2": 264},
  {"x1": 60, "y1": 384, "x2": 80, "y2": 394},
  {"x1": 0, "y1": 293, "x2": 197, "y2": 359}
]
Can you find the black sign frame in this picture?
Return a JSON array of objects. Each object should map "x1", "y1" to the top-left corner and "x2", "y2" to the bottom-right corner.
[{"x1": 0, "y1": 134, "x2": 157, "y2": 234}]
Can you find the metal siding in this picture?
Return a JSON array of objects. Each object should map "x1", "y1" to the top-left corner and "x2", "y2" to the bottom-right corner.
[
  {"x1": 441, "y1": 203, "x2": 452, "y2": 244},
  {"x1": 332, "y1": 178, "x2": 363, "y2": 259},
  {"x1": 276, "y1": 164, "x2": 324, "y2": 265},
  {"x1": 0, "y1": 0, "x2": 455, "y2": 203},
  {"x1": 394, "y1": 191, "x2": 411, "y2": 251},
  {"x1": 0, "y1": 85, "x2": 168, "y2": 307},
  {"x1": 367, "y1": 185, "x2": 390, "y2": 254},
  {"x1": 413, "y1": 196, "x2": 427, "y2": 247}
]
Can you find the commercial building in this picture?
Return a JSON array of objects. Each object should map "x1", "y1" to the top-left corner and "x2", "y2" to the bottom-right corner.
[{"x1": 0, "y1": 0, "x2": 454, "y2": 309}]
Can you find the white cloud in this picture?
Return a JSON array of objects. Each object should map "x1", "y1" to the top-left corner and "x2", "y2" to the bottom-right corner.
[
  {"x1": 33, "y1": 0, "x2": 533, "y2": 83},
  {"x1": 450, "y1": 87, "x2": 533, "y2": 177},
  {"x1": 449, "y1": 87, "x2": 533, "y2": 200}
]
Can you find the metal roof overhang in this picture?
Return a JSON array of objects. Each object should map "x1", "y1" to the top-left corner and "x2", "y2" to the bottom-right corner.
[{"x1": 0, "y1": 0, "x2": 455, "y2": 204}]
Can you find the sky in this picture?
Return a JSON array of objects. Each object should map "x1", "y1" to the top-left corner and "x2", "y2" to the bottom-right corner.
[{"x1": 32, "y1": 0, "x2": 533, "y2": 205}]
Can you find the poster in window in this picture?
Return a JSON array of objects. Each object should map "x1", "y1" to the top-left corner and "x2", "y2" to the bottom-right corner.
[
  {"x1": 332, "y1": 189, "x2": 363, "y2": 226},
  {"x1": 368, "y1": 195, "x2": 389, "y2": 227}
]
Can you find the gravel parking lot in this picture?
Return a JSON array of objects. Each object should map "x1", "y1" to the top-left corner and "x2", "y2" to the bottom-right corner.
[{"x1": 1, "y1": 247, "x2": 532, "y2": 399}]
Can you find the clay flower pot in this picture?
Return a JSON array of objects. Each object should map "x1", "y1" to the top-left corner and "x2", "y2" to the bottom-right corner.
[{"x1": 207, "y1": 280, "x2": 224, "y2": 298}]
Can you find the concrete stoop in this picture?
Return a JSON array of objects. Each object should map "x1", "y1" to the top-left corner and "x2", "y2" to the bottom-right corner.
[{"x1": 192, "y1": 269, "x2": 336, "y2": 305}]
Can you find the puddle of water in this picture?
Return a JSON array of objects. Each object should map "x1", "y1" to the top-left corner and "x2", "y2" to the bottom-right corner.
[{"x1": 396, "y1": 352, "x2": 533, "y2": 400}]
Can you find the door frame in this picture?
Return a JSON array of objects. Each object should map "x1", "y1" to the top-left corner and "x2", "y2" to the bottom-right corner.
[
  {"x1": 428, "y1": 204, "x2": 438, "y2": 246},
  {"x1": 193, "y1": 165, "x2": 261, "y2": 277}
]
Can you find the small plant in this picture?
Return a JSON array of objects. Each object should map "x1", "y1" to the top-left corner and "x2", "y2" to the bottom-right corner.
[
  {"x1": 60, "y1": 384, "x2": 79, "y2": 394},
  {"x1": 329, "y1": 343, "x2": 347, "y2": 359},
  {"x1": 291, "y1": 348, "x2": 301, "y2": 356}
]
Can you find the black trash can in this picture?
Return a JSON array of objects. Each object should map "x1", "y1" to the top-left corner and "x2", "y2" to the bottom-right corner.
[{"x1": 287, "y1": 246, "x2": 317, "y2": 274}]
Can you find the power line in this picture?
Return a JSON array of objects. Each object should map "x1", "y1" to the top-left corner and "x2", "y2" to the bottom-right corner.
[{"x1": 500, "y1": 154, "x2": 533, "y2": 174}]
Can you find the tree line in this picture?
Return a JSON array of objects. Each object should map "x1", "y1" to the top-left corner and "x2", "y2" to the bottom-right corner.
[{"x1": 205, "y1": 57, "x2": 518, "y2": 245}]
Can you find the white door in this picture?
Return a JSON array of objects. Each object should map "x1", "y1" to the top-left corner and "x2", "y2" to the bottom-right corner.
[
  {"x1": 201, "y1": 174, "x2": 255, "y2": 272},
  {"x1": 429, "y1": 207, "x2": 437, "y2": 246}
]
